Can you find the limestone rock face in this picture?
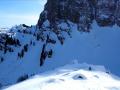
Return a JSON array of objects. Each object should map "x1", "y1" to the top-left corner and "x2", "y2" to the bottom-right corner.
[{"x1": 38, "y1": 0, "x2": 120, "y2": 31}]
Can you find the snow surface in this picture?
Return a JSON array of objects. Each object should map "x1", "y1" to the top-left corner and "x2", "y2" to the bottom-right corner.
[
  {"x1": 3, "y1": 62, "x2": 120, "y2": 90},
  {"x1": 0, "y1": 21, "x2": 120, "y2": 87},
  {"x1": 42, "y1": 21, "x2": 120, "y2": 77}
]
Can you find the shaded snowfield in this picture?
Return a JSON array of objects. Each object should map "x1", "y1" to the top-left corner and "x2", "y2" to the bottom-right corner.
[
  {"x1": 4, "y1": 63, "x2": 120, "y2": 90},
  {"x1": 43, "y1": 21, "x2": 120, "y2": 76}
]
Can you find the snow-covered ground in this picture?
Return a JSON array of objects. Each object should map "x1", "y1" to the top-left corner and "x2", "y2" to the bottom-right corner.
[
  {"x1": 3, "y1": 62, "x2": 120, "y2": 90},
  {"x1": 0, "y1": 21, "x2": 120, "y2": 87},
  {"x1": 43, "y1": 21, "x2": 120, "y2": 76}
]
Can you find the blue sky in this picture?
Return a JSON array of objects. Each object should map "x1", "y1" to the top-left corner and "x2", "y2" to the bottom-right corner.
[{"x1": 0, "y1": 0, "x2": 47, "y2": 27}]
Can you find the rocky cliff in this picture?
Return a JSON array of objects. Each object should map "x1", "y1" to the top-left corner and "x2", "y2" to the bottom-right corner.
[{"x1": 38, "y1": 0, "x2": 120, "y2": 31}]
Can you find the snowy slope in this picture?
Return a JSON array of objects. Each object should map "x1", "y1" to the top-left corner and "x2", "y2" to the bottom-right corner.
[
  {"x1": 0, "y1": 25, "x2": 44, "y2": 86},
  {"x1": 3, "y1": 62, "x2": 120, "y2": 90},
  {"x1": 42, "y1": 21, "x2": 120, "y2": 76},
  {"x1": 0, "y1": 21, "x2": 120, "y2": 87}
]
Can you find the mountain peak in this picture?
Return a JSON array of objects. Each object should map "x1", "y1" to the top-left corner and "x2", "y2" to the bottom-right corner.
[
  {"x1": 1, "y1": 0, "x2": 120, "y2": 88},
  {"x1": 38, "y1": 0, "x2": 120, "y2": 31}
]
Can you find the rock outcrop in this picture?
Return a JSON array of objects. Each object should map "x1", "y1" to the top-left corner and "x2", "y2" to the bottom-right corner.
[{"x1": 38, "y1": 0, "x2": 120, "y2": 31}]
